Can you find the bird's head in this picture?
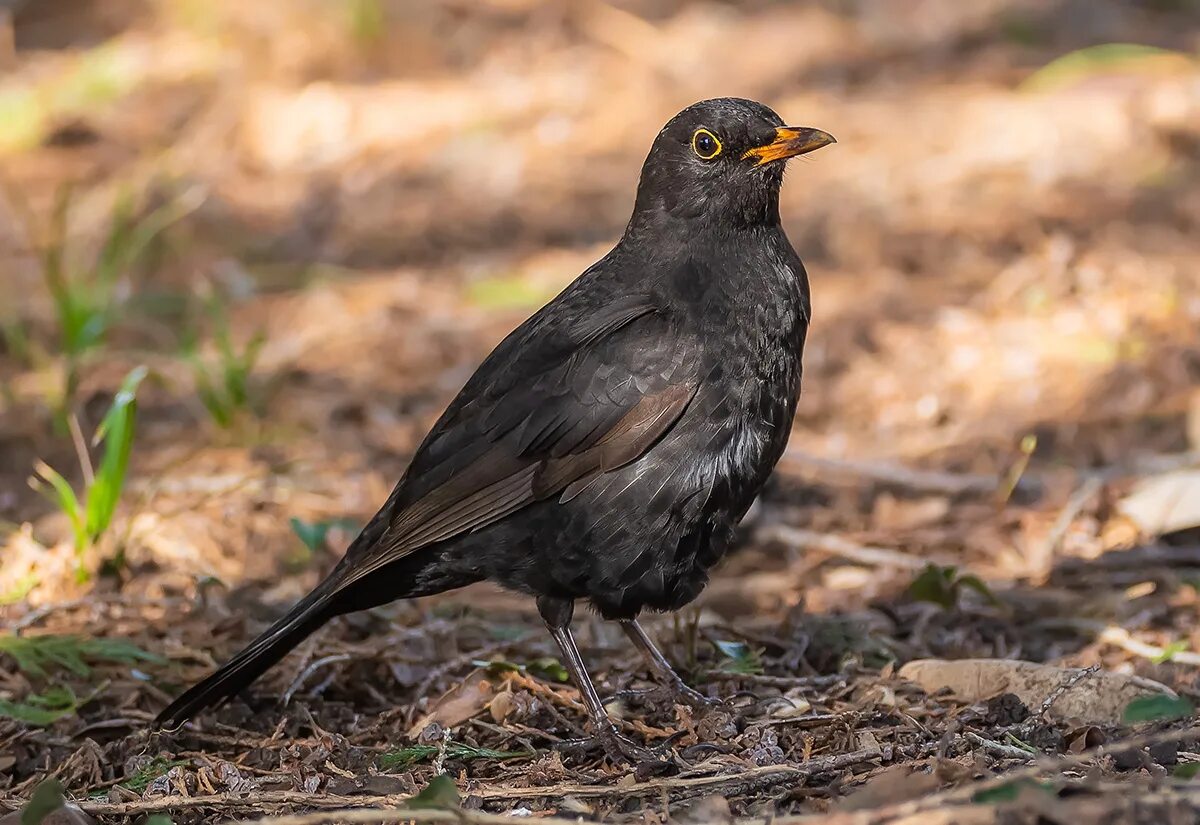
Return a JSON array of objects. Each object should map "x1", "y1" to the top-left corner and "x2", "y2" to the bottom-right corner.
[{"x1": 629, "y1": 98, "x2": 835, "y2": 234}]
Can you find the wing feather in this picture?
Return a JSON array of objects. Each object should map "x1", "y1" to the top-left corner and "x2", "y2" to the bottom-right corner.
[{"x1": 328, "y1": 289, "x2": 700, "y2": 594}]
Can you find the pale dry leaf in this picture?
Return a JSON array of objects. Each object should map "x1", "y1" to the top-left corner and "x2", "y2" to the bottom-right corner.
[
  {"x1": 769, "y1": 697, "x2": 813, "y2": 719},
  {"x1": 1119, "y1": 470, "x2": 1200, "y2": 536},
  {"x1": 406, "y1": 667, "x2": 495, "y2": 738},
  {"x1": 488, "y1": 689, "x2": 515, "y2": 723},
  {"x1": 872, "y1": 493, "x2": 951, "y2": 531},
  {"x1": 898, "y1": 658, "x2": 1174, "y2": 724}
]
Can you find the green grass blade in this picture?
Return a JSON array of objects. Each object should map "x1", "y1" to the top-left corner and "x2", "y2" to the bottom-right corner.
[
  {"x1": 0, "y1": 634, "x2": 163, "y2": 679},
  {"x1": 32, "y1": 461, "x2": 86, "y2": 551},
  {"x1": 0, "y1": 685, "x2": 79, "y2": 726},
  {"x1": 86, "y1": 366, "x2": 147, "y2": 541}
]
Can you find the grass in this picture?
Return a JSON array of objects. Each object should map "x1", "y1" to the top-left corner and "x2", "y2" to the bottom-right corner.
[
  {"x1": 30, "y1": 367, "x2": 148, "y2": 580},
  {"x1": 185, "y1": 295, "x2": 265, "y2": 429},
  {"x1": 378, "y1": 743, "x2": 530, "y2": 771},
  {"x1": 1022, "y1": 43, "x2": 1191, "y2": 92},
  {"x1": 0, "y1": 633, "x2": 162, "y2": 678},
  {"x1": 466, "y1": 273, "x2": 558, "y2": 311},
  {"x1": 713, "y1": 639, "x2": 764, "y2": 675},
  {"x1": 0, "y1": 573, "x2": 38, "y2": 606},
  {"x1": 8, "y1": 183, "x2": 199, "y2": 419},
  {"x1": 0, "y1": 43, "x2": 143, "y2": 154},
  {"x1": 0, "y1": 635, "x2": 161, "y2": 726},
  {"x1": 121, "y1": 758, "x2": 190, "y2": 794},
  {"x1": 346, "y1": 0, "x2": 387, "y2": 45},
  {"x1": 0, "y1": 684, "x2": 85, "y2": 726}
]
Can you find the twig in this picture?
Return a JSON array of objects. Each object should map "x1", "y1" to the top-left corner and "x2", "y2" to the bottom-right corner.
[
  {"x1": 166, "y1": 785, "x2": 1200, "y2": 825},
  {"x1": 963, "y1": 732, "x2": 1034, "y2": 762},
  {"x1": 1036, "y1": 664, "x2": 1100, "y2": 720},
  {"x1": 1031, "y1": 477, "x2": 1103, "y2": 572},
  {"x1": 9, "y1": 598, "x2": 88, "y2": 633},
  {"x1": 73, "y1": 751, "x2": 892, "y2": 818},
  {"x1": 891, "y1": 723, "x2": 1200, "y2": 813},
  {"x1": 225, "y1": 810, "x2": 581, "y2": 825},
  {"x1": 1100, "y1": 626, "x2": 1200, "y2": 666},
  {"x1": 706, "y1": 672, "x2": 846, "y2": 689},
  {"x1": 1054, "y1": 543, "x2": 1200, "y2": 572},
  {"x1": 282, "y1": 654, "x2": 354, "y2": 705},
  {"x1": 1090, "y1": 450, "x2": 1200, "y2": 481},
  {"x1": 778, "y1": 450, "x2": 1029, "y2": 497},
  {"x1": 757, "y1": 525, "x2": 926, "y2": 570}
]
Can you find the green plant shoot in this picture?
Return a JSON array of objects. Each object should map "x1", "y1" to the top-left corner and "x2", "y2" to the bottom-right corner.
[{"x1": 31, "y1": 366, "x2": 147, "y2": 579}]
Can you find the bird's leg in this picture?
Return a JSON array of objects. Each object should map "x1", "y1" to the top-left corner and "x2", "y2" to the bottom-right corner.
[
  {"x1": 537, "y1": 596, "x2": 670, "y2": 765},
  {"x1": 620, "y1": 618, "x2": 717, "y2": 710}
]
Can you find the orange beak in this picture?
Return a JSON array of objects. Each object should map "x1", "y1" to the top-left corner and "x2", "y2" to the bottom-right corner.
[{"x1": 742, "y1": 127, "x2": 836, "y2": 166}]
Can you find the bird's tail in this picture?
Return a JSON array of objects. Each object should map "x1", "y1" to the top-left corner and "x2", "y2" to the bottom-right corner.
[{"x1": 155, "y1": 577, "x2": 341, "y2": 729}]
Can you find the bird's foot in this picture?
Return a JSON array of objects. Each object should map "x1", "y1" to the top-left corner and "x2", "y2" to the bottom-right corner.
[{"x1": 556, "y1": 726, "x2": 682, "y2": 772}]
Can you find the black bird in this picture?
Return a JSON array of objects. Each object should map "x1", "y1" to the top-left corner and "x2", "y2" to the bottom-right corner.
[{"x1": 156, "y1": 98, "x2": 834, "y2": 762}]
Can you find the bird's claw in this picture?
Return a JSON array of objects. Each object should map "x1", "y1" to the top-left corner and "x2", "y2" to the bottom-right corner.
[{"x1": 555, "y1": 726, "x2": 683, "y2": 771}]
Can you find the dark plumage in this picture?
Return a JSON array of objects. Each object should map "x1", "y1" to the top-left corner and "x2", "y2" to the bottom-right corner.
[{"x1": 156, "y1": 98, "x2": 835, "y2": 763}]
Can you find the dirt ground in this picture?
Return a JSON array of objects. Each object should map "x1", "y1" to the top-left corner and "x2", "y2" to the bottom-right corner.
[{"x1": 2, "y1": 1, "x2": 1200, "y2": 823}]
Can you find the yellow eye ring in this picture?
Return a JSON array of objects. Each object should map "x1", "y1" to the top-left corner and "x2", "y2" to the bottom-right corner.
[{"x1": 691, "y1": 128, "x2": 722, "y2": 160}]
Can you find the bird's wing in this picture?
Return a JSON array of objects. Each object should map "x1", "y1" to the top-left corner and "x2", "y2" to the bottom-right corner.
[{"x1": 332, "y1": 292, "x2": 700, "y2": 590}]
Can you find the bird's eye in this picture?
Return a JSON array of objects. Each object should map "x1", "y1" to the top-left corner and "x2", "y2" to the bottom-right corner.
[{"x1": 691, "y1": 128, "x2": 722, "y2": 160}]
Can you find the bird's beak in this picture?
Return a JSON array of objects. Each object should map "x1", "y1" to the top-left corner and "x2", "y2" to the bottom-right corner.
[{"x1": 742, "y1": 127, "x2": 836, "y2": 166}]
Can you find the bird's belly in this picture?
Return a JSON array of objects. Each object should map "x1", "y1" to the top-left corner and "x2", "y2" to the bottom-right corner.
[{"x1": 529, "y1": 381, "x2": 792, "y2": 618}]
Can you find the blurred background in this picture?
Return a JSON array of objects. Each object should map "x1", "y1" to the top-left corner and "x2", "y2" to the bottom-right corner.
[{"x1": 2, "y1": 0, "x2": 1200, "y2": 784}]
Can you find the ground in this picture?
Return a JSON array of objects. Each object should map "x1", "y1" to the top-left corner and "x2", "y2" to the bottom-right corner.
[{"x1": 2, "y1": 1, "x2": 1200, "y2": 823}]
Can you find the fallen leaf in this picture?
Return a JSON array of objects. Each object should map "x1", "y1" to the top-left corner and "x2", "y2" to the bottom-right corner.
[
  {"x1": 488, "y1": 689, "x2": 515, "y2": 723},
  {"x1": 768, "y1": 697, "x2": 812, "y2": 719},
  {"x1": 898, "y1": 659, "x2": 1174, "y2": 724},
  {"x1": 1119, "y1": 470, "x2": 1200, "y2": 535},
  {"x1": 1066, "y1": 725, "x2": 1105, "y2": 753},
  {"x1": 406, "y1": 667, "x2": 496, "y2": 738},
  {"x1": 872, "y1": 493, "x2": 950, "y2": 531}
]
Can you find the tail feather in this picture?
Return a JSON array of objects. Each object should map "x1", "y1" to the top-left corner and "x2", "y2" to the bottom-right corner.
[{"x1": 155, "y1": 583, "x2": 337, "y2": 729}]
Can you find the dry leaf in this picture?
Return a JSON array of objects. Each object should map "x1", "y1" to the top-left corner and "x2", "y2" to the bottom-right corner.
[
  {"x1": 1119, "y1": 470, "x2": 1200, "y2": 536},
  {"x1": 1067, "y1": 725, "x2": 1106, "y2": 753},
  {"x1": 406, "y1": 667, "x2": 495, "y2": 737},
  {"x1": 488, "y1": 689, "x2": 515, "y2": 723},
  {"x1": 872, "y1": 493, "x2": 950, "y2": 531},
  {"x1": 898, "y1": 659, "x2": 1174, "y2": 724},
  {"x1": 768, "y1": 695, "x2": 813, "y2": 718}
]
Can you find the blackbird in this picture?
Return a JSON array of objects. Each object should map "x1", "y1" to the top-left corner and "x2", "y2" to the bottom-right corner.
[{"x1": 156, "y1": 98, "x2": 834, "y2": 762}]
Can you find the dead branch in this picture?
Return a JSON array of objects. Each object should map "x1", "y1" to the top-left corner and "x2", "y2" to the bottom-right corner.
[
  {"x1": 778, "y1": 451, "x2": 1025, "y2": 497},
  {"x1": 758, "y1": 525, "x2": 927, "y2": 570}
]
